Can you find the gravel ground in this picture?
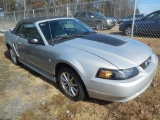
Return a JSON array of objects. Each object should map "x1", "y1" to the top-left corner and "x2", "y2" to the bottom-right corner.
[{"x1": 0, "y1": 27, "x2": 160, "y2": 120}]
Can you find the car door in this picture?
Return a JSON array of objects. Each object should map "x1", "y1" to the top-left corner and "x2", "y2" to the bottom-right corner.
[
  {"x1": 86, "y1": 12, "x2": 96, "y2": 27},
  {"x1": 136, "y1": 11, "x2": 160, "y2": 34},
  {"x1": 15, "y1": 23, "x2": 52, "y2": 72}
]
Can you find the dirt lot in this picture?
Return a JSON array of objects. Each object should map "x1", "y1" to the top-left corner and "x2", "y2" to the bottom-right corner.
[{"x1": 0, "y1": 28, "x2": 160, "y2": 120}]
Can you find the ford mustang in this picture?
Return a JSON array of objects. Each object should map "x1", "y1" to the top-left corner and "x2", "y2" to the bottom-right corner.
[{"x1": 5, "y1": 17, "x2": 158, "y2": 102}]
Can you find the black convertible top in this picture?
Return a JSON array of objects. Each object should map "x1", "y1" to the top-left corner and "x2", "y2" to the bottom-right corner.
[{"x1": 12, "y1": 16, "x2": 66, "y2": 34}]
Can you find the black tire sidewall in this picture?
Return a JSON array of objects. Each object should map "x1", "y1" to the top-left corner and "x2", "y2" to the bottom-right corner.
[
  {"x1": 9, "y1": 48, "x2": 19, "y2": 65},
  {"x1": 96, "y1": 22, "x2": 103, "y2": 30},
  {"x1": 58, "y1": 67, "x2": 85, "y2": 101},
  {"x1": 125, "y1": 26, "x2": 131, "y2": 36}
]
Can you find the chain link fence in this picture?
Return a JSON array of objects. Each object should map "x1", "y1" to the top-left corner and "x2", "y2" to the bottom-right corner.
[
  {"x1": 0, "y1": 0, "x2": 160, "y2": 50},
  {"x1": 0, "y1": 0, "x2": 159, "y2": 36},
  {"x1": 0, "y1": 0, "x2": 135, "y2": 30},
  {"x1": 0, "y1": 1, "x2": 159, "y2": 37}
]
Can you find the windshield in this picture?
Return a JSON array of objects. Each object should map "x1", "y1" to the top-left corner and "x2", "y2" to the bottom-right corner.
[
  {"x1": 93, "y1": 12, "x2": 105, "y2": 17},
  {"x1": 39, "y1": 19, "x2": 95, "y2": 44},
  {"x1": 145, "y1": 11, "x2": 160, "y2": 19}
]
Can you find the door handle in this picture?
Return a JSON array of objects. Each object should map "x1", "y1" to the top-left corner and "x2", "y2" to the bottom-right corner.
[{"x1": 17, "y1": 41, "x2": 22, "y2": 44}]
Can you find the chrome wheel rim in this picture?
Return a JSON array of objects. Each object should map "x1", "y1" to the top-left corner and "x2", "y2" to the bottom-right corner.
[
  {"x1": 125, "y1": 27, "x2": 131, "y2": 36},
  {"x1": 60, "y1": 72, "x2": 78, "y2": 97},
  {"x1": 10, "y1": 49, "x2": 17, "y2": 63}
]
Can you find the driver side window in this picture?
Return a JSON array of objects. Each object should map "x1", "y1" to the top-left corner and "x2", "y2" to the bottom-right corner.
[{"x1": 16, "y1": 23, "x2": 42, "y2": 40}]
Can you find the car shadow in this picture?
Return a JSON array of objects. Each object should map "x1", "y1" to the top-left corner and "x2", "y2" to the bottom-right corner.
[
  {"x1": 109, "y1": 31, "x2": 125, "y2": 36},
  {"x1": 4, "y1": 50, "x2": 113, "y2": 105},
  {"x1": 84, "y1": 98, "x2": 113, "y2": 105}
]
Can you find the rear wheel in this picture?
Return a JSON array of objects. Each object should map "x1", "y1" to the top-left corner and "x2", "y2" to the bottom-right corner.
[
  {"x1": 125, "y1": 26, "x2": 131, "y2": 36},
  {"x1": 58, "y1": 67, "x2": 85, "y2": 101},
  {"x1": 9, "y1": 48, "x2": 19, "y2": 65},
  {"x1": 96, "y1": 22, "x2": 103, "y2": 30}
]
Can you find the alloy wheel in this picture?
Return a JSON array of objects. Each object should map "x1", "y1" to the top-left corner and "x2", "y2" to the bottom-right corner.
[
  {"x1": 125, "y1": 26, "x2": 131, "y2": 36},
  {"x1": 96, "y1": 22, "x2": 103, "y2": 30},
  {"x1": 60, "y1": 72, "x2": 78, "y2": 97}
]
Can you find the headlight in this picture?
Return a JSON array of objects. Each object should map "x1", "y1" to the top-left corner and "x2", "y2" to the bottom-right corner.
[
  {"x1": 106, "y1": 19, "x2": 112, "y2": 24},
  {"x1": 96, "y1": 67, "x2": 139, "y2": 80}
]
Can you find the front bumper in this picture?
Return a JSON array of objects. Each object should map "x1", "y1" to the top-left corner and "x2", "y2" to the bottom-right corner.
[{"x1": 86, "y1": 54, "x2": 158, "y2": 102}]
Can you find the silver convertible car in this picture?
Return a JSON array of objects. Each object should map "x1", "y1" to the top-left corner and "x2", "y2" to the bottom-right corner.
[{"x1": 5, "y1": 17, "x2": 158, "y2": 102}]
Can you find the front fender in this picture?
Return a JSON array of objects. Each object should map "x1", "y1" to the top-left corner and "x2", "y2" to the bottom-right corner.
[
  {"x1": 51, "y1": 47, "x2": 118, "y2": 81},
  {"x1": 53, "y1": 55, "x2": 87, "y2": 79}
]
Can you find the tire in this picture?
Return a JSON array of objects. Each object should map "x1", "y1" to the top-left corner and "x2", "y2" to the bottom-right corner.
[
  {"x1": 58, "y1": 67, "x2": 85, "y2": 101},
  {"x1": 9, "y1": 48, "x2": 19, "y2": 65},
  {"x1": 96, "y1": 22, "x2": 103, "y2": 30},
  {"x1": 125, "y1": 26, "x2": 131, "y2": 36}
]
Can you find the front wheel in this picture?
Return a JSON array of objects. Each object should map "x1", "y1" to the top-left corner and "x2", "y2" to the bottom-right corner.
[
  {"x1": 96, "y1": 22, "x2": 103, "y2": 30},
  {"x1": 9, "y1": 48, "x2": 19, "y2": 65},
  {"x1": 58, "y1": 67, "x2": 85, "y2": 101},
  {"x1": 125, "y1": 26, "x2": 132, "y2": 36}
]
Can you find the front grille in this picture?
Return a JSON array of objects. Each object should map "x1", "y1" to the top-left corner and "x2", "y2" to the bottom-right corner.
[{"x1": 140, "y1": 56, "x2": 151, "y2": 69}]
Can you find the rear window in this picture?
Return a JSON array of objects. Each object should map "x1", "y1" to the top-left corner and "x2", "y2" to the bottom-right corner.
[{"x1": 74, "y1": 12, "x2": 86, "y2": 17}]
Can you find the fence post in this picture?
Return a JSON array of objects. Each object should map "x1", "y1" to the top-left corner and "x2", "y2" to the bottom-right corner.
[
  {"x1": 131, "y1": 0, "x2": 137, "y2": 39},
  {"x1": 2, "y1": 15, "x2": 5, "y2": 31},
  {"x1": 46, "y1": 8, "x2": 48, "y2": 17},
  {"x1": 33, "y1": 9, "x2": 35, "y2": 18},
  {"x1": 13, "y1": 12, "x2": 17, "y2": 24},
  {"x1": 66, "y1": 5, "x2": 69, "y2": 17},
  {"x1": 24, "y1": 10, "x2": 26, "y2": 19}
]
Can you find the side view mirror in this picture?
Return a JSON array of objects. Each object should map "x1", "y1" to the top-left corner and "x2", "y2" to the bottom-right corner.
[
  {"x1": 28, "y1": 39, "x2": 42, "y2": 44},
  {"x1": 8, "y1": 27, "x2": 14, "y2": 31}
]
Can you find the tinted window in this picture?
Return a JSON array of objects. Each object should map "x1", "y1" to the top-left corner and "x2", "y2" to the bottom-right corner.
[
  {"x1": 146, "y1": 11, "x2": 160, "y2": 19},
  {"x1": 93, "y1": 12, "x2": 105, "y2": 17},
  {"x1": 87, "y1": 12, "x2": 94, "y2": 17},
  {"x1": 75, "y1": 12, "x2": 86, "y2": 17},
  {"x1": 135, "y1": 14, "x2": 144, "y2": 18}
]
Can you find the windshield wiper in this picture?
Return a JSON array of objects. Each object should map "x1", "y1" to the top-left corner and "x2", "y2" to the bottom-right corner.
[
  {"x1": 53, "y1": 33, "x2": 91, "y2": 41},
  {"x1": 48, "y1": 32, "x2": 96, "y2": 44},
  {"x1": 54, "y1": 36, "x2": 74, "y2": 41},
  {"x1": 48, "y1": 35, "x2": 83, "y2": 44}
]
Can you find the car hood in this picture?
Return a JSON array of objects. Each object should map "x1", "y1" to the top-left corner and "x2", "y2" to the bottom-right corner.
[
  {"x1": 120, "y1": 18, "x2": 131, "y2": 21},
  {"x1": 106, "y1": 17, "x2": 115, "y2": 20},
  {"x1": 63, "y1": 33, "x2": 152, "y2": 69},
  {"x1": 123, "y1": 18, "x2": 142, "y2": 23}
]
